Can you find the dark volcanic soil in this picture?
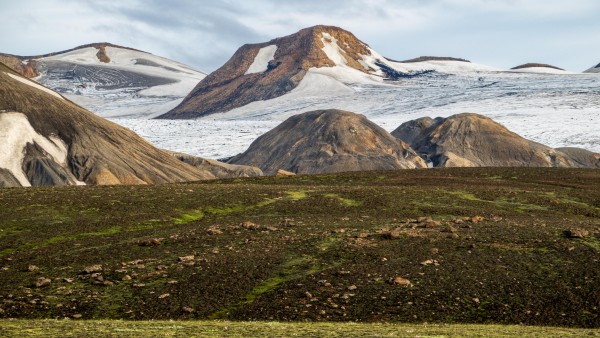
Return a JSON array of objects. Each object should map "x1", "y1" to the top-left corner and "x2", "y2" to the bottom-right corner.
[{"x1": 0, "y1": 168, "x2": 599, "y2": 327}]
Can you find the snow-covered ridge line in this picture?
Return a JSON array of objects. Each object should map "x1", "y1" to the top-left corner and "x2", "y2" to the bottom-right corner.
[
  {"x1": 4, "y1": 72, "x2": 64, "y2": 100},
  {"x1": 245, "y1": 45, "x2": 277, "y2": 74}
]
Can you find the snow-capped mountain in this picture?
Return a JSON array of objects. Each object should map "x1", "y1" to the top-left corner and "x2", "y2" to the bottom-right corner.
[
  {"x1": 160, "y1": 25, "x2": 498, "y2": 119},
  {"x1": 4, "y1": 27, "x2": 598, "y2": 162},
  {"x1": 1, "y1": 43, "x2": 206, "y2": 118},
  {"x1": 0, "y1": 62, "x2": 220, "y2": 187}
]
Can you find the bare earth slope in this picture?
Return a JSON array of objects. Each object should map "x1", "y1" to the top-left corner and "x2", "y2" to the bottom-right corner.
[
  {"x1": 0, "y1": 63, "x2": 213, "y2": 187},
  {"x1": 392, "y1": 113, "x2": 576, "y2": 168},
  {"x1": 228, "y1": 109, "x2": 426, "y2": 175}
]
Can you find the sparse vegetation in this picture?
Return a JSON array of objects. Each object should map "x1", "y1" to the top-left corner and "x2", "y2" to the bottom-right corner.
[
  {"x1": 0, "y1": 168, "x2": 598, "y2": 329},
  {"x1": 0, "y1": 320, "x2": 598, "y2": 337}
]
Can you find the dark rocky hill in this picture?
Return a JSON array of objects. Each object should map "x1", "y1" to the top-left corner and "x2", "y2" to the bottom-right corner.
[
  {"x1": 228, "y1": 109, "x2": 426, "y2": 174},
  {"x1": 392, "y1": 113, "x2": 576, "y2": 168}
]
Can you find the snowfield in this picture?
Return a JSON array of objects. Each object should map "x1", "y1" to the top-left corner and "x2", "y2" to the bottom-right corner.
[
  {"x1": 112, "y1": 69, "x2": 600, "y2": 159},
  {"x1": 33, "y1": 46, "x2": 206, "y2": 118}
]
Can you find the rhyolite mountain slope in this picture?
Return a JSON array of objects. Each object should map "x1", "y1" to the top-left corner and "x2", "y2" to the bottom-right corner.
[
  {"x1": 0, "y1": 62, "x2": 216, "y2": 187},
  {"x1": 1, "y1": 43, "x2": 206, "y2": 118},
  {"x1": 391, "y1": 113, "x2": 576, "y2": 168},
  {"x1": 228, "y1": 109, "x2": 426, "y2": 175},
  {"x1": 160, "y1": 25, "x2": 496, "y2": 119}
]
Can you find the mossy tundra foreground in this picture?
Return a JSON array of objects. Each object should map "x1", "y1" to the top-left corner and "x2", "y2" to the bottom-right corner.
[
  {"x1": 0, "y1": 319, "x2": 598, "y2": 337},
  {"x1": 0, "y1": 168, "x2": 599, "y2": 330}
]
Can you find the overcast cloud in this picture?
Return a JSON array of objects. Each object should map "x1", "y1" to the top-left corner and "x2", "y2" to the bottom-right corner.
[{"x1": 1, "y1": 0, "x2": 599, "y2": 72}]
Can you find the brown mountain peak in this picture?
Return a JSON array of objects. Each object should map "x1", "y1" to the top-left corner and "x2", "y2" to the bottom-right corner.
[{"x1": 158, "y1": 26, "x2": 375, "y2": 119}]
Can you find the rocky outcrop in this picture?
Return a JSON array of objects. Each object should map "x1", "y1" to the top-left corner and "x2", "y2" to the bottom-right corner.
[
  {"x1": 392, "y1": 113, "x2": 576, "y2": 168},
  {"x1": 228, "y1": 109, "x2": 426, "y2": 175},
  {"x1": 0, "y1": 63, "x2": 213, "y2": 187},
  {"x1": 167, "y1": 151, "x2": 263, "y2": 178},
  {"x1": 555, "y1": 147, "x2": 600, "y2": 168},
  {"x1": 160, "y1": 25, "x2": 386, "y2": 119}
]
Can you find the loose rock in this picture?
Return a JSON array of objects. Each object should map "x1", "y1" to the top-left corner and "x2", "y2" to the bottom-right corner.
[
  {"x1": 391, "y1": 276, "x2": 412, "y2": 287},
  {"x1": 383, "y1": 228, "x2": 402, "y2": 240},
  {"x1": 82, "y1": 265, "x2": 103, "y2": 274},
  {"x1": 207, "y1": 226, "x2": 223, "y2": 235},
  {"x1": 563, "y1": 229, "x2": 589, "y2": 238},
  {"x1": 276, "y1": 169, "x2": 296, "y2": 176},
  {"x1": 139, "y1": 238, "x2": 164, "y2": 246},
  {"x1": 240, "y1": 221, "x2": 259, "y2": 230},
  {"x1": 33, "y1": 277, "x2": 51, "y2": 288}
]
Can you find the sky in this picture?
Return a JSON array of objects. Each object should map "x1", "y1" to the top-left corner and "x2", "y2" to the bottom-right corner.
[{"x1": 1, "y1": 0, "x2": 599, "y2": 72}]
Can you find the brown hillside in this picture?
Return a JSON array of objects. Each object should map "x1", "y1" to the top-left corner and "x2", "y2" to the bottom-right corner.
[
  {"x1": 392, "y1": 113, "x2": 576, "y2": 168},
  {"x1": 228, "y1": 109, "x2": 426, "y2": 175}
]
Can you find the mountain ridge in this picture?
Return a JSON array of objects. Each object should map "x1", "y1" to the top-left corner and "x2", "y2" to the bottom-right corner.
[{"x1": 0, "y1": 62, "x2": 215, "y2": 186}]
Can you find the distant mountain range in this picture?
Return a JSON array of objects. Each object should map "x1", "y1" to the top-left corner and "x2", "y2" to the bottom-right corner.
[
  {"x1": 1, "y1": 25, "x2": 599, "y2": 184},
  {"x1": 159, "y1": 25, "x2": 586, "y2": 119}
]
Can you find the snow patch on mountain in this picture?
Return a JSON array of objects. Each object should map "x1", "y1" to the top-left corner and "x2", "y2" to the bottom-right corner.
[
  {"x1": 0, "y1": 112, "x2": 71, "y2": 186},
  {"x1": 321, "y1": 33, "x2": 348, "y2": 66},
  {"x1": 245, "y1": 45, "x2": 277, "y2": 74},
  {"x1": 4, "y1": 72, "x2": 63, "y2": 100}
]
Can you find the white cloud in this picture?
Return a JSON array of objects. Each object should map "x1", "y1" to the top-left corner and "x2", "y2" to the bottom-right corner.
[{"x1": 0, "y1": 0, "x2": 599, "y2": 72}]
